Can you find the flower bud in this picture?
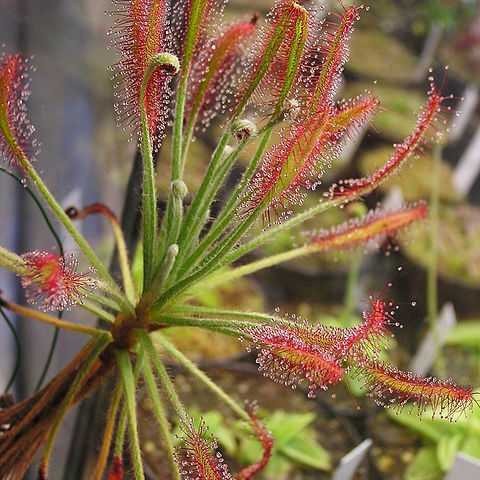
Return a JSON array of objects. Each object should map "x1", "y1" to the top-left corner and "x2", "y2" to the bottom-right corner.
[
  {"x1": 171, "y1": 179, "x2": 188, "y2": 199},
  {"x1": 231, "y1": 119, "x2": 257, "y2": 143}
]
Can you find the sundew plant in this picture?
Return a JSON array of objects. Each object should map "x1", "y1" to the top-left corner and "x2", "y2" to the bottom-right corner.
[{"x1": 0, "y1": 0, "x2": 476, "y2": 478}]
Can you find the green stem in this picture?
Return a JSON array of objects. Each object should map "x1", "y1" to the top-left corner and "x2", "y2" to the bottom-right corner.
[
  {"x1": 115, "y1": 346, "x2": 145, "y2": 457},
  {"x1": 153, "y1": 334, "x2": 250, "y2": 422},
  {"x1": 0, "y1": 244, "x2": 23, "y2": 265},
  {"x1": 151, "y1": 313, "x2": 256, "y2": 338},
  {"x1": 115, "y1": 349, "x2": 145, "y2": 480},
  {"x1": 139, "y1": 88, "x2": 158, "y2": 293},
  {"x1": 152, "y1": 244, "x2": 179, "y2": 292},
  {"x1": 170, "y1": 131, "x2": 230, "y2": 267},
  {"x1": 81, "y1": 300, "x2": 116, "y2": 323},
  {"x1": 154, "y1": 201, "x2": 266, "y2": 310},
  {"x1": 138, "y1": 330, "x2": 187, "y2": 420},
  {"x1": 177, "y1": 126, "x2": 274, "y2": 279},
  {"x1": 141, "y1": 356, "x2": 181, "y2": 480},
  {"x1": 166, "y1": 180, "x2": 188, "y2": 248},
  {"x1": 221, "y1": 197, "x2": 345, "y2": 266},
  {"x1": 112, "y1": 221, "x2": 137, "y2": 304},
  {"x1": 160, "y1": 0, "x2": 209, "y2": 264},
  {"x1": 88, "y1": 289, "x2": 122, "y2": 312},
  {"x1": 168, "y1": 304, "x2": 277, "y2": 323}
]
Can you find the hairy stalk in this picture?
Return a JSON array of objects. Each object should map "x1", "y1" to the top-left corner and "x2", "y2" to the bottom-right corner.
[
  {"x1": 88, "y1": 289, "x2": 122, "y2": 312},
  {"x1": 92, "y1": 377, "x2": 123, "y2": 480},
  {"x1": 168, "y1": 304, "x2": 278, "y2": 323},
  {"x1": 153, "y1": 244, "x2": 179, "y2": 293},
  {"x1": 111, "y1": 220, "x2": 137, "y2": 304},
  {"x1": 152, "y1": 313, "x2": 256, "y2": 338},
  {"x1": 221, "y1": 196, "x2": 344, "y2": 265},
  {"x1": 0, "y1": 298, "x2": 109, "y2": 336},
  {"x1": 0, "y1": 244, "x2": 23, "y2": 266},
  {"x1": 172, "y1": 116, "x2": 283, "y2": 283},
  {"x1": 190, "y1": 245, "x2": 313, "y2": 290},
  {"x1": 142, "y1": 355, "x2": 181, "y2": 480},
  {"x1": 115, "y1": 349, "x2": 145, "y2": 480},
  {"x1": 140, "y1": 65, "x2": 159, "y2": 292},
  {"x1": 168, "y1": 131, "x2": 230, "y2": 275},
  {"x1": 81, "y1": 300, "x2": 116, "y2": 323},
  {"x1": 138, "y1": 330, "x2": 188, "y2": 419},
  {"x1": 168, "y1": 138, "x2": 253, "y2": 286},
  {"x1": 155, "y1": 200, "x2": 266, "y2": 309},
  {"x1": 153, "y1": 334, "x2": 250, "y2": 422},
  {"x1": 114, "y1": 346, "x2": 145, "y2": 458},
  {"x1": 176, "y1": 126, "x2": 274, "y2": 280},
  {"x1": 166, "y1": 180, "x2": 188, "y2": 248},
  {"x1": 161, "y1": 0, "x2": 212, "y2": 266}
]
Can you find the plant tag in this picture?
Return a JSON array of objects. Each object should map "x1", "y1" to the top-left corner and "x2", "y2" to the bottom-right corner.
[
  {"x1": 332, "y1": 438, "x2": 372, "y2": 480},
  {"x1": 453, "y1": 126, "x2": 480, "y2": 196},
  {"x1": 409, "y1": 303, "x2": 456, "y2": 375},
  {"x1": 444, "y1": 452, "x2": 480, "y2": 480},
  {"x1": 449, "y1": 83, "x2": 479, "y2": 143}
]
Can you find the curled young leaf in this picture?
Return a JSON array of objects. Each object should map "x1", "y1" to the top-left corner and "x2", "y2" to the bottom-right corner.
[{"x1": 110, "y1": 0, "x2": 172, "y2": 149}]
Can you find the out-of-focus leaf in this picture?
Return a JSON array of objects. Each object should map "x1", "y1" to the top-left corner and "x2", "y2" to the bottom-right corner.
[
  {"x1": 446, "y1": 321, "x2": 480, "y2": 347},
  {"x1": 404, "y1": 446, "x2": 442, "y2": 480},
  {"x1": 461, "y1": 433, "x2": 480, "y2": 460},
  {"x1": 266, "y1": 411, "x2": 316, "y2": 448},
  {"x1": 436, "y1": 433, "x2": 463, "y2": 472},
  {"x1": 281, "y1": 436, "x2": 331, "y2": 470}
]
